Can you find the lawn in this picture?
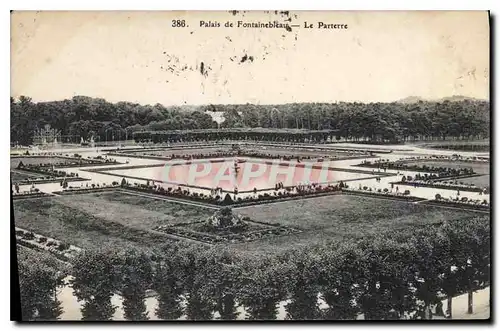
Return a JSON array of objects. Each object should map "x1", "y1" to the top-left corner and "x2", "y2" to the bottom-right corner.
[
  {"x1": 13, "y1": 191, "x2": 215, "y2": 253},
  {"x1": 441, "y1": 175, "x2": 490, "y2": 189},
  {"x1": 405, "y1": 160, "x2": 490, "y2": 175},
  {"x1": 10, "y1": 170, "x2": 45, "y2": 182},
  {"x1": 13, "y1": 189, "x2": 487, "y2": 259},
  {"x1": 422, "y1": 140, "x2": 490, "y2": 152},
  {"x1": 232, "y1": 194, "x2": 485, "y2": 255}
]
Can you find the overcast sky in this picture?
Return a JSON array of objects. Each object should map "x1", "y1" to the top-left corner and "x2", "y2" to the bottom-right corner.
[{"x1": 11, "y1": 10, "x2": 489, "y2": 105}]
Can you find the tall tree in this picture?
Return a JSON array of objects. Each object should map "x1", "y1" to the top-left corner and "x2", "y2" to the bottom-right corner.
[
  {"x1": 239, "y1": 257, "x2": 290, "y2": 320},
  {"x1": 18, "y1": 261, "x2": 65, "y2": 321},
  {"x1": 70, "y1": 249, "x2": 121, "y2": 321},
  {"x1": 118, "y1": 250, "x2": 153, "y2": 321},
  {"x1": 153, "y1": 244, "x2": 185, "y2": 320}
]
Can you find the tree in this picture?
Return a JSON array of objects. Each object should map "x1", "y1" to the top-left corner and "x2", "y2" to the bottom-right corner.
[
  {"x1": 319, "y1": 242, "x2": 362, "y2": 320},
  {"x1": 70, "y1": 249, "x2": 121, "y2": 321},
  {"x1": 207, "y1": 248, "x2": 241, "y2": 320},
  {"x1": 153, "y1": 244, "x2": 185, "y2": 320},
  {"x1": 239, "y1": 257, "x2": 290, "y2": 320},
  {"x1": 465, "y1": 218, "x2": 490, "y2": 314},
  {"x1": 407, "y1": 227, "x2": 448, "y2": 319},
  {"x1": 284, "y1": 249, "x2": 321, "y2": 320},
  {"x1": 180, "y1": 246, "x2": 216, "y2": 320},
  {"x1": 18, "y1": 260, "x2": 65, "y2": 321},
  {"x1": 118, "y1": 250, "x2": 153, "y2": 320},
  {"x1": 356, "y1": 237, "x2": 419, "y2": 320},
  {"x1": 445, "y1": 218, "x2": 490, "y2": 315}
]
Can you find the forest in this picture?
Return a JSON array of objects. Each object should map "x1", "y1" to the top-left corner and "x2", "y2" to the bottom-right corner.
[{"x1": 10, "y1": 96, "x2": 490, "y2": 145}]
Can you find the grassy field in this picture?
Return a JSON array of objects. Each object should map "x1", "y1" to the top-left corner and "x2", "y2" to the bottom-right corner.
[
  {"x1": 13, "y1": 191, "x2": 214, "y2": 253},
  {"x1": 442, "y1": 175, "x2": 490, "y2": 189},
  {"x1": 232, "y1": 194, "x2": 485, "y2": 255},
  {"x1": 13, "y1": 189, "x2": 487, "y2": 258},
  {"x1": 420, "y1": 140, "x2": 490, "y2": 152},
  {"x1": 10, "y1": 170, "x2": 45, "y2": 182},
  {"x1": 406, "y1": 160, "x2": 490, "y2": 175}
]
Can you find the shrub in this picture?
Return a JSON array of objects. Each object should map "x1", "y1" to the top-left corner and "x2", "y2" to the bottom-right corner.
[
  {"x1": 91, "y1": 184, "x2": 96, "y2": 188},
  {"x1": 57, "y1": 242, "x2": 70, "y2": 251},
  {"x1": 23, "y1": 232, "x2": 35, "y2": 240},
  {"x1": 403, "y1": 190, "x2": 411, "y2": 195},
  {"x1": 435, "y1": 194, "x2": 442, "y2": 200},
  {"x1": 383, "y1": 188, "x2": 389, "y2": 193},
  {"x1": 37, "y1": 237, "x2": 47, "y2": 243},
  {"x1": 363, "y1": 186, "x2": 368, "y2": 190}
]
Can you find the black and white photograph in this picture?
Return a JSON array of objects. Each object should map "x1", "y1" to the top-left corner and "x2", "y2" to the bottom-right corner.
[{"x1": 9, "y1": 10, "x2": 490, "y2": 321}]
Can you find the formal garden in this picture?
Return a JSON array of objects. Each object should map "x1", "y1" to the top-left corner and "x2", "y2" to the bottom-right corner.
[
  {"x1": 12, "y1": 96, "x2": 491, "y2": 321},
  {"x1": 112, "y1": 143, "x2": 370, "y2": 162},
  {"x1": 17, "y1": 215, "x2": 490, "y2": 321},
  {"x1": 356, "y1": 157, "x2": 490, "y2": 194}
]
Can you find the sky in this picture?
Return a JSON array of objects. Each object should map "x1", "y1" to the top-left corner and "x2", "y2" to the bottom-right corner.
[{"x1": 11, "y1": 10, "x2": 490, "y2": 105}]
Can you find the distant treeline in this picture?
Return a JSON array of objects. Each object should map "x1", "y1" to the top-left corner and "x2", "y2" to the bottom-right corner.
[{"x1": 11, "y1": 96, "x2": 489, "y2": 145}]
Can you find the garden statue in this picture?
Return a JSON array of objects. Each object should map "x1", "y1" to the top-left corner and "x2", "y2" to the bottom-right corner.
[{"x1": 205, "y1": 207, "x2": 247, "y2": 230}]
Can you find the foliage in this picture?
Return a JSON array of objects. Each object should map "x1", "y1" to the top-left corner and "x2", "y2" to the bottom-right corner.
[
  {"x1": 11, "y1": 96, "x2": 217, "y2": 145},
  {"x1": 238, "y1": 256, "x2": 291, "y2": 320},
  {"x1": 17, "y1": 259, "x2": 65, "y2": 321},
  {"x1": 117, "y1": 250, "x2": 153, "y2": 320},
  {"x1": 11, "y1": 96, "x2": 489, "y2": 145},
  {"x1": 70, "y1": 249, "x2": 122, "y2": 321},
  {"x1": 319, "y1": 242, "x2": 363, "y2": 320},
  {"x1": 283, "y1": 249, "x2": 322, "y2": 320},
  {"x1": 152, "y1": 244, "x2": 186, "y2": 320}
]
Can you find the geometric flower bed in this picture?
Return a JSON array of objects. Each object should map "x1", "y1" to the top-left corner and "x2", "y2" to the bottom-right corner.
[
  {"x1": 124, "y1": 182, "x2": 345, "y2": 206},
  {"x1": 11, "y1": 154, "x2": 122, "y2": 169},
  {"x1": 15, "y1": 227, "x2": 82, "y2": 262},
  {"x1": 431, "y1": 194, "x2": 490, "y2": 210},
  {"x1": 111, "y1": 147, "x2": 369, "y2": 162},
  {"x1": 14, "y1": 162, "x2": 89, "y2": 185},
  {"x1": 392, "y1": 179, "x2": 488, "y2": 193},
  {"x1": 355, "y1": 160, "x2": 476, "y2": 177},
  {"x1": 341, "y1": 187, "x2": 426, "y2": 202},
  {"x1": 12, "y1": 191, "x2": 52, "y2": 200},
  {"x1": 153, "y1": 207, "x2": 301, "y2": 244}
]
